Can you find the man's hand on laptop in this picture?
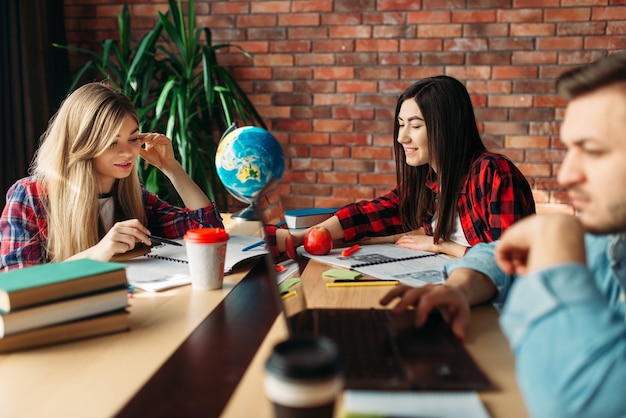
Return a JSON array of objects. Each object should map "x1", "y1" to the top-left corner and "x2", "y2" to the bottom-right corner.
[{"x1": 380, "y1": 283, "x2": 470, "y2": 340}]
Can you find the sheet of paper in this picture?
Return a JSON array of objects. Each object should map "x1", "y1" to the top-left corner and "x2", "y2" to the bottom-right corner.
[{"x1": 343, "y1": 390, "x2": 491, "y2": 418}]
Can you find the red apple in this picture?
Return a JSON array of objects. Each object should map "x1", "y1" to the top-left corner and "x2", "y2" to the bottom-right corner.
[{"x1": 303, "y1": 226, "x2": 333, "y2": 255}]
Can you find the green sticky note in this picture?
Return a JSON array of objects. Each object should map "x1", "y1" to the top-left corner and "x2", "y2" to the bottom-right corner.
[
  {"x1": 278, "y1": 277, "x2": 301, "y2": 293},
  {"x1": 322, "y1": 269, "x2": 362, "y2": 280}
]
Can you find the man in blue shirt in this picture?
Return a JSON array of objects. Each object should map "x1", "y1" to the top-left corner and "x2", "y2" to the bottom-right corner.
[{"x1": 381, "y1": 50, "x2": 626, "y2": 418}]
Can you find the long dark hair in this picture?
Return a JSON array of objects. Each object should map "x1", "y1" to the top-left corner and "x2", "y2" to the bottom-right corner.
[{"x1": 394, "y1": 76, "x2": 486, "y2": 243}]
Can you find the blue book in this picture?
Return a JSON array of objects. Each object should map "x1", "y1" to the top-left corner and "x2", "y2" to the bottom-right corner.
[{"x1": 284, "y1": 207, "x2": 338, "y2": 229}]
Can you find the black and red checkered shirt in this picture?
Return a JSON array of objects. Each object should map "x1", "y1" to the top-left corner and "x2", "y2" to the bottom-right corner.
[
  {"x1": 0, "y1": 177, "x2": 224, "y2": 271},
  {"x1": 335, "y1": 152, "x2": 535, "y2": 246}
]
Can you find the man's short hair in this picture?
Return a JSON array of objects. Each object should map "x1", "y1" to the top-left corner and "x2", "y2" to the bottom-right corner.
[{"x1": 557, "y1": 50, "x2": 626, "y2": 99}]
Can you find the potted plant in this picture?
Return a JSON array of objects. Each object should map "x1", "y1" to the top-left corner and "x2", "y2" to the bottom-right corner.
[{"x1": 55, "y1": 0, "x2": 266, "y2": 210}]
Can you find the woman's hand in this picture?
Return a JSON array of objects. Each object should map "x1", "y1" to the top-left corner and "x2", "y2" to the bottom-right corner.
[
  {"x1": 138, "y1": 133, "x2": 178, "y2": 173},
  {"x1": 70, "y1": 219, "x2": 151, "y2": 262},
  {"x1": 380, "y1": 283, "x2": 471, "y2": 340},
  {"x1": 395, "y1": 233, "x2": 468, "y2": 258}
]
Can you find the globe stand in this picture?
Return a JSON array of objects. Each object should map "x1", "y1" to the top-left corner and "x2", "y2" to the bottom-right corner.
[{"x1": 230, "y1": 204, "x2": 257, "y2": 220}]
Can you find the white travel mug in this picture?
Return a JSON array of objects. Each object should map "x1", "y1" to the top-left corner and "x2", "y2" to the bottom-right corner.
[{"x1": 184, "y1": 228, "x2": 230, "y2": 290}]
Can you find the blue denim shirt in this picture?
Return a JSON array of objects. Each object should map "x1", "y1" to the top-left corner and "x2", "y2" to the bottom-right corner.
[{"x1": 445, "y1": 234, "x2": 626, "y2": 418}]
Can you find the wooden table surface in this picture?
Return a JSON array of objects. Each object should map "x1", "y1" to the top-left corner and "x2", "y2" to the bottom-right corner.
[{"x1": 0, "y1": 216, "x2": 529, "y2": 418}]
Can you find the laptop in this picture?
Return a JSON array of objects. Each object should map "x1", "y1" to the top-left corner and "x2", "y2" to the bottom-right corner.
[{"x1": 253, "y1": 184, "x2": 491, "y2": 392}]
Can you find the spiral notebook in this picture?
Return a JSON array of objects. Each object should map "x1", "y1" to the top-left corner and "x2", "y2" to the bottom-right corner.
[
  {"x1": 302, "y1": 243, "x2": 450, "y2": 286},
  {"x1": 123, "y1": 235, "x2": 268, "y2": 292}
]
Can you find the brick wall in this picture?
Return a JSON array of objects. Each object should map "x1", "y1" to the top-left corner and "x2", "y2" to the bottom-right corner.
[{"x1": 63, "y1": 0, "x2": 626, "y2": 214}]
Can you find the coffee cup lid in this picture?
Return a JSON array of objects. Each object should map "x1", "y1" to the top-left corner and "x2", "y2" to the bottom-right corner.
[
  {"x1": 184, "y1": 228, "x2": 230, "y2": 244},
  {"x1": 265, "y1": 336, "x2": 341, "y2": 379}
]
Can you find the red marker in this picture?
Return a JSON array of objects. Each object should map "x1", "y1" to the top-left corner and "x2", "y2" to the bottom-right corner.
[
  {"x1": 275, "y1": 264, "x2": 286, "y2": 273},
  {"x1": 341, "y1": 244, "x2": 361, "y2": 257}
]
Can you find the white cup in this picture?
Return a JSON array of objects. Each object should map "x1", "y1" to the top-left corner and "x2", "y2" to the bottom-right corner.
[
  {"x1": 184, "y1": 228, "x2": 229, "y2": 290},
  {"x1": 264, "y1": 336, "x2": 344, "y2": 418}
]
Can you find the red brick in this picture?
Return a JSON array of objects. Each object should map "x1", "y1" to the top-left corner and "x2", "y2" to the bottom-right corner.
[
  {"x1": 322, "y1": 13, "x2": 362, "y2": 25},
  {"x1": 288, "y1": 27, "x2": 328, "y2": 39},
  {"x1": 337, "y1": 81, "x2": 378, "y2": 93},
  {"x1": 314, "y1": 67, "x2": 355, "y2": 80},
  {"x1": 505, "y1": 136, "x2": 550, "y2": 148},
  {"x1": 492, "y1": 66, "x2": 538, "y2": 79},
  {"x1": 312, "y1": 40, "x2": 354, "y2": 53},
  {"x1": 592, "y1": 6, "x2": 626, "y2": 20},
  {"x1": 290, "y1": 132, "x2": 330, "y2": 145},
  {"x1": 534, "y1": 95, "x2": 568, "y2": 108},
  {"x1": 250, "y1": 1, "x2": 289, "y2": 13},
  {"x1": 463, "y1": 23, "x2": 509, "y2": 37},
  {"x1": 313, "y1": 119, "x2": 354, "y2": 133},
  {"x1": 400, "y1": 39, "x2": 443, "y2": 52},
  {"x1": 310, "y1": 145, "x2": 351, "y2": 158},
  {"x1": 512, "y1": 51, "x2": 558, "y2": 64},
  {"x1": 445, "y1": 38, "x2": 488, "y2": 51},
  {"x1": 329, "y1": 26, "x2": 372, "y2": 38},
  {"x1": 363, "y1": 12, "x2": 405, "y2": 25},
  {"x1": 314, "y1": 93, "x2": 356, "y2": 106},
  {"x1": 355, "y1": 39, "x2": 399, "y2": 52},
  {"x1": 407, "y1": 11, "x2": 451, "y2": 24},
  {"x1": 212, "y1": 1, "x2": 249, "y2": 14},
  {"x1": 496, "y1": 9, "x2": 542, "y2": 22},
  {"x1": 356, "y1": 67, "x2": 399, "y2": 79},
  {"x1": 296, "y1": 54, "x2": 335, "y2": 66},
  {"x1": 330, "y1": 133, "x2": 371, "y2": 146},
  {"x1": 585, "y1": 36, "x2": 626, "y2": 49},
  {"x1": 418, "y1": 24, "x2": 463, "y2": 38},
  {"x1": 332, "y1": 107, "x2": 375, "y2": 119},
  {"x1": 452, "y1": 10, "x2": 496, "y2": 23},
  {"x1": 488, "y1": 95, "x2": 533, "y2": 107},
  {"x1": 466, "y1": 80, "x2": 512, "y2": 94},
  {"x1": 318, "y1": 172, "x2": 359, "y2": 185},
  {"x1": 510, "y1": 23, "x2": 556, "y2": 36},
  {"x1": 278, "y1": 13, "x2": 320, "y2": 26},
  {"x1": 270, "y1": 41, "x2": 311, "y2": 53},
  {"x1": 545, "y1": 8, "x2": 591, "y2": 21},
  {"x1": 378, "y1": 0, "x2": 422, "y2": 11},
  {"x1": 537, "y1": 37, "x2": 584, "y2": 50},
  {"x1": 237, "y1": 15, "x2": 276, "y2": 27},
  {"x1": 422, "y1": 52, "x2": 466, "y2": 65},
  {"x1": 352, "y1": 146, "x2": 392, "y2": 160},
  {"x1": 445, "y1": 66, "x2": 492, "y2": 80},
  {"x1": 292, "y1": 0, "x2": 333, "y2": 12}
]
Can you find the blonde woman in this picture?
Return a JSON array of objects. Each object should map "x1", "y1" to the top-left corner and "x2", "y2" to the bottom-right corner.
[{"x1": 0, "y1": 82, "x2": 223, "y2": 271}]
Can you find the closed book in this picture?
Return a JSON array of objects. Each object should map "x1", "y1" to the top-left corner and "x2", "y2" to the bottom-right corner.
[
  {"x1": 0, "y1": 310, "x2": 129, "y2": 353},
  {"x1": 0, "y1": 259, "x2": 127, "y2": 312},
  {"x1": 284, "y1": 207, "x2": 338, "y2": 229},
  {"x1": 0, "y1": 287, "x2": 129, "y2": 337}
]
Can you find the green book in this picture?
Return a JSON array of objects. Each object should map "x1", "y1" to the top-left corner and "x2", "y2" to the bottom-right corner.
[{"x1": 0, "y1": 259, "x2": 127, "y2": 313}]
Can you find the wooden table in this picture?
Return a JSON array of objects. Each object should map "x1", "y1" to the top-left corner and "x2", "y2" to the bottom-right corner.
[{"x1": 0, "y1": 217, "x2": 529, "y2": 418}]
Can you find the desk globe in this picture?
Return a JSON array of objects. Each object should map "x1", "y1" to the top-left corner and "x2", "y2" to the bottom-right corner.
[{"x1": 215, "y1": 126, "x2": 285, "y2": 219}]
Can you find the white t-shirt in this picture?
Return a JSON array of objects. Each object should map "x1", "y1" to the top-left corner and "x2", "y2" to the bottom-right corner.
[
  {"x1": 430, "y1": 212, "x2": 471, "y2": 248},
  {"x1": 98, "y1": 195, "x2": 115, "y2": 232}
]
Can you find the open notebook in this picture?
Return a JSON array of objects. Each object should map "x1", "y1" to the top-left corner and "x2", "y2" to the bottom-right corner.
[
  {"x1": 254, "y1": 186, "x2": 491, "y2": 391},
  {"x1": 123, "y1": 235, "x2": 268, "y2": 292}
]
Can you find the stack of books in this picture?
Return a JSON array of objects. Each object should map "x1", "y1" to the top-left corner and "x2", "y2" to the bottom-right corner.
[{"x1": 0, "y1": 259, "x2": 130, "y2": 353}]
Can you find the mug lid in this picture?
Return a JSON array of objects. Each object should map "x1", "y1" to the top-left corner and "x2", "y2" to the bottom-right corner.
[
  {"x1": 184, "y1": 228, "x2": 230, "y2": 244},
  {"x1": 265, "y1": 336, "x2": 341, "y2": 379}
]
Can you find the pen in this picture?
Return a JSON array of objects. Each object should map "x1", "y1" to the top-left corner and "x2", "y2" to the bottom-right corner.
[
  {"x1": 326, "y1": 280, "x2": 399, "y2": 288},
  {"x1": 242, "y1": 240, "x2": 265, "y2": 251},
  {"x1": 341, "y1": 244, "x2": 361, "y2": 257},
  {"x1": 148, "y1": 234, "x2": 183, "y2": 246}
]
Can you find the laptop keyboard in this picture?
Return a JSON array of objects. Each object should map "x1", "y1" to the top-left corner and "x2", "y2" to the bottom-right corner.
[{"x1": 303, "y1": 309, "x2": 407, "y2": 382}]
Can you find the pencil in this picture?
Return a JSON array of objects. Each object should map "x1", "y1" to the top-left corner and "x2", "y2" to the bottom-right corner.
[
  {"x1": 326, "y1": 280, "x2": 399, "y2": 288},
  {"x1": 281, "y1": 290, "x2": 297, "y2": 300}
]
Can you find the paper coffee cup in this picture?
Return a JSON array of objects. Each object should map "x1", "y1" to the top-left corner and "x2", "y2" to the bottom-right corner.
[
  {"x1": 264, "y1": 336, "x2": 344, "y2": 418},
  {"x1": 184, "y1": 228, "x2": 229, "y2": 290}
]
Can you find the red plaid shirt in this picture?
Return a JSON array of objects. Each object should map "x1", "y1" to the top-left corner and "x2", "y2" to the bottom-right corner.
[
  {"x1": 336, "y1": 152, "x2": 535, "y2": 246},
  {"x1": 0, "y1": 177, "x2": 223, "y2": 271}
]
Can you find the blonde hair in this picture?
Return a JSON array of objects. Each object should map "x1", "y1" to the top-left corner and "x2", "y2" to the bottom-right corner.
[{"x1": 32, "y1": 82, "x2": 145, "y2": 262}]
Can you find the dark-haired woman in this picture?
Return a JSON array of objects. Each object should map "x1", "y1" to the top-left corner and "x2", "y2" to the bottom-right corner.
[{"x1": 281, "y1": 75, "x2": 535, "y2": 257}]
